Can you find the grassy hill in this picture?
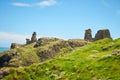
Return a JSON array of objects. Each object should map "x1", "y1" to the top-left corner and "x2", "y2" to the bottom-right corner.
[{"x1": 1, "y1": 38, "x2": 120, "y2": 80}]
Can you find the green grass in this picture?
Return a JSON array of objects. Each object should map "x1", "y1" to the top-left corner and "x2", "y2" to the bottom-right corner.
[{"x1": 2, "y1": 38, "x2": 120, "y2": 80}]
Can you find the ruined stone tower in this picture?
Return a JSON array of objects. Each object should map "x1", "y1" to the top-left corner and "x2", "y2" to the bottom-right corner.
[
  {"x1": 31, "y1": 32, "x2": 37, "y2": 43},
  {"x1": 26, "y1": 32, "x2": 37, "y2": 44},
  {"x1": 26, "y1": 38, "x2": 31, "y2": 44},
  {"x1": 84, "y1": 29, "x2": 93, "y2": 41},
  {"x1": 94, "y1": 29, "x2": 112, "y2": 41}
]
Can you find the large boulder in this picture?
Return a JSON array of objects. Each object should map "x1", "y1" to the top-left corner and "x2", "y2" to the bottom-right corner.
[
  {"x1": 84, "y1": 29, "x2": 93, "y2": 41},
  {"x1": 94, "y1": 29, "x2": 112, "y2": 41}
]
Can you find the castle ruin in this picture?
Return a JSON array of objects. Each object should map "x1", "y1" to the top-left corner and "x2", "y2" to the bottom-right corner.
[{"x1": 84, "y1": 29, "x2": 112, "y2": 41}]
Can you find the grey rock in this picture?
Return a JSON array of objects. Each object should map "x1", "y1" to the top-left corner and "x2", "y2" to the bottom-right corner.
[
  {"x1": 34, "y1": 37, "x2": 59, "y2": 48},
  {"x1": 37, "y1": 40, "x2": 70, "y2": 62},
  {"x1": 0, "y1": 69, "x2": 10, "y2": 79},
  {"x1": 10, "y1": 43, "x2": 23, "y2": 49},
  {"x1": 68, "y1": 39, "x2": 87, "y2": 48},
  {"x1": 102, "y1": 46, "x2": 112, "y2": 51},
  {"x1": 112, "y1": 50, "x2": 120, "y2": 55},
  {"x1": 0, "y1": 54, "x2": 11, "y2": 67}
]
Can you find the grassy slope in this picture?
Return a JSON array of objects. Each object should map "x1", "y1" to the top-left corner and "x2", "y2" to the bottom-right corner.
[{"x1": 3, "y1": 38, "x2": 120, "y2": 80}]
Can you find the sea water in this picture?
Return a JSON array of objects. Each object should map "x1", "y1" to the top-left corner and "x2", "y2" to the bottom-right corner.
[{"x1": 0, "y1": 47, "x2": 10, "y2": 53}]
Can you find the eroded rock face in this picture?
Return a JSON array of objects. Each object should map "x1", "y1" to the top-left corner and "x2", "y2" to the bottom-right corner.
[
  {"x1": 0, "y1": 52, "x2": 21, "y2": 67},
  {"x1": 84, "y1": 29, "x2": 93, "y2": 41},
  {"x1": 0, "y1": 54, "x2": 11, "y2": 67},
  {"x1": 37, "y1": 39, "x2": 88, "y2": 62},
  {"x1": 31, "y1": 32, "x2": 37, "y2": 43},
  {"x1": 94, "y1": 29, "x2": 112, "y2": 41},
  {"x1": 68, "y1": 39, "x2": 88, "y2": 48},
  {"x1": 37, "y1": 40, "x2": 70, "y2": 61},
  {"x1": 10, "y1": 43, "x2": 23, "y2": 49}
]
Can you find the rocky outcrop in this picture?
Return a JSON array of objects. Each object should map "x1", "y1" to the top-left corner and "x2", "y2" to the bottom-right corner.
[
  {"x1": 84, "y1": 29, "x2": 93, "y2": 41},
  {"x1": 0, "y1": 68, "x2": 10, "y2": 79},
  {"x1": 37, "y1": 40, "x2": 70, "y2": 61},
  {"x1": 94, "y1": 29, "x2": 112, "y2": 41},
  {"x1": 68, "y1": 39, "x2": 87, "y2": 48},
  {"x1": 0, "y1": 52, "x2": 20, "y2": 67},
  {"x1": 34, "y1": 37, "x2": 59, "y2": 48},
  {"x1": 10, "y1": 43, "x2": 23, "y2": 49},
  {"x1": 0, "y1": 54, "x2": 11, "y2": 67},
  {"x1": 1, "y1": 29, "x2": 112, "y2": 68},
  {"x1": 37, "y1": 39, "x2": 88, "y2": 62},
  {"x1": 1, "y1": 38, "x2": 88, "y2": 68}
]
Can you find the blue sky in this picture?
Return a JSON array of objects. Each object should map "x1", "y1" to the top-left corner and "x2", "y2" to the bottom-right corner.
[{"x1": 0, "y1": 0, "x2": 120, "y2": 47}]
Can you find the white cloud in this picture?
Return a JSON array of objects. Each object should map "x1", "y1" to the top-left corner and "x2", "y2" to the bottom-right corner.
[
  {"x1": 11, "y1": 2, "x2": 32, "y2": 7},
  {"x1": 11, "y1": 0, "x2": 57, "y2": 7},
  {"x1": 0, "y1": 32, "x2": 31, "y2": 47},
  {"x1": 0, "y1": 32, "x2": 30, "y2": 41},
  {"x1": 36, "y1": 0, "x2": 57, "y2": 7}
]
